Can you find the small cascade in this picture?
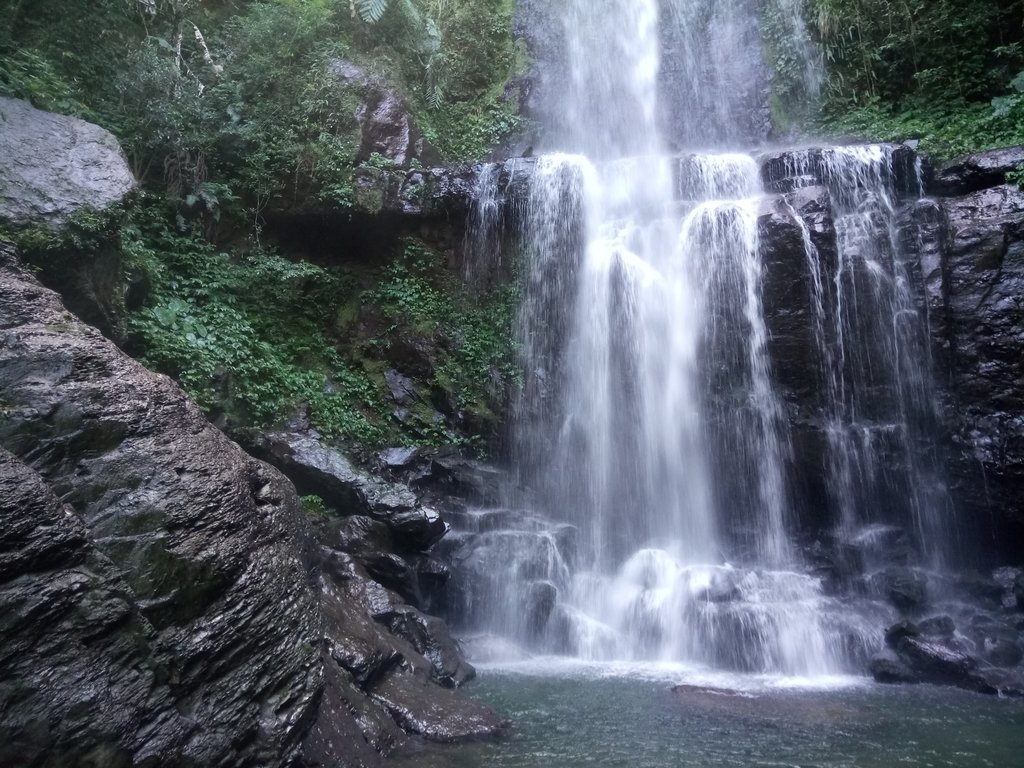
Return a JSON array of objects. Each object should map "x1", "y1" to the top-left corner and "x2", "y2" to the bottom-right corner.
[{"x1": 770, "y1": 146, "x2": 953, "y2": 566}]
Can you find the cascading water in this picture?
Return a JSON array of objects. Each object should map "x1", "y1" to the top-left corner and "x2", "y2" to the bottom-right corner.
[
  {"x1": 447, "y1": 1, "x2": 946, "y2": 678},
  {"x1": 770, "y1": 146, "x2": 954, "y2": 566}
]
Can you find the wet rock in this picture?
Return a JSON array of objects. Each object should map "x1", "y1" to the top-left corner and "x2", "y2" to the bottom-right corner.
[
  {"x1": 957, "y1": 573, "x2": 1006, "y2": 609},
  {"x1": 326, "y1": 553, "x2": 475, "y2": 688},
  {"x1": 318, "y1": 553, "x2": 504, "y2": 744},
  {"x1": 301, "y1": 658, "x2": 404, "y2": 767},
  {"x1": 927, "y1": 183, "x2": 1024, "y2": 558},
  {"x1": 364, "y1": 552, "x2": 421, "y2": 605},
  {"x1": 973, "y1": 668, "x2": 1024, "y2": 697},
  {"x1": 525, "y1": 580, "x2": 558, "y2": 637},
  {"x1": 330, "y1": 515, "x2": 394, "y2": 558},
  {"x1": 759, "y1": 144, "x2": 917, "y2": 196},
  {"x1": 917, "y1": 615, "x2": 956, "y2": 638},
  {"x1": 369, "y1": 668, "x2": 506, "y2": 742},
  {"x1": 893, "y1": 635, "x2": 978, "y2": 681},
  {"x1": 329, "y1": 60, "x2": 435, "y2": 168},
  {"x1": 389, "y1": 506, "x2": 449, "y2": 551},
  {"x1": 410, "y1": 554, "x2": 451, "y2": 611},
  {"x1": 983, "y1": 639, "x2": 1023, "y2": 668},
  {"x1": 879, "y1": 567, "x2": 929, "y2": 614},
  {"x1": 869, "y1": 654, "x2": 918, "y2": 684},
  {"x1": 845, "y1": 525, "x2": 913, "y2": 570},
  {"x1": 758, "y1": 194, "x2": 823, "y2": 408},
  {"x1": 931, "y1": 145, "x2": 1024, "y2": 196},
  {"x1": 0, "y1": 250, "x2": 321, "y2": 765},
  {"x1": 380, "y1": 446, "x2": 421, "y2": 471},
  {"x1": 378, "y1": 605, "x2": 476, "y2": 689},
  {"x1": 250, "y1": 431, "x2": 448, "y2": 549},
  {"x1": 411, "y1": 451, "x2": 506, "y2": 504},
  {"x1": 0, "y1": 96, "x2": 136, "y2": 229},
  {"x1": 884, "y1": 620, "x2": 921, "y2": 646},
  {"x1": 0, "y1": 450, "x2": 180, "y2": 767},
  {"x1": 253, "y1": 431, "x2": 418, "y2": 513}
]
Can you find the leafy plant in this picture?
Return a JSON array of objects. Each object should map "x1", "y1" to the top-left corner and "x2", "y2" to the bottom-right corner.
[{"x1": 353, "y1": 0, "x2": 391, "y2": 24}]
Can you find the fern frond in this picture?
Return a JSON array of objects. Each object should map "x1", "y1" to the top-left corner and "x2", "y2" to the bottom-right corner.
[
  {"x1": 355, "y1": 0, "x2": 390, "y2": 23},
  {"x1": 428, "y1": 83, "x2": 444, "y2": 110}
]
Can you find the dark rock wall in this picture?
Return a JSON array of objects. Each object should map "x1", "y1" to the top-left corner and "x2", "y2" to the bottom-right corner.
[{"x1": 924, "y1": 170, "x2": 1024, "y2": 559}]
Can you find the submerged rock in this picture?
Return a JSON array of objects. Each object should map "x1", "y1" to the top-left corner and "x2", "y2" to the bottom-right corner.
[{"x1": 869, "y1": 654, "x2": 919, "y2": 684}]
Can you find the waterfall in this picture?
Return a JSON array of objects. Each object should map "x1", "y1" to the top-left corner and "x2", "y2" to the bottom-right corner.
[
  {"x1": 447, "y1": 0, "x2": 946, "y2": 677},
  {"x1": 772, "y1": 147, "x2": 954, "y2": 566}
]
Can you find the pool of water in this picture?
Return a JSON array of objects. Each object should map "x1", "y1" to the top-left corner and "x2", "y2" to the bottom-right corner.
[{"x1": 393, "y1": 660, "x2": 1024, "y2": 767}]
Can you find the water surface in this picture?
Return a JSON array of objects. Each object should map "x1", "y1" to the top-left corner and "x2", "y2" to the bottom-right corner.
[{"x1": 395, "y1": 663, "x2": 1024, "y2": 767}]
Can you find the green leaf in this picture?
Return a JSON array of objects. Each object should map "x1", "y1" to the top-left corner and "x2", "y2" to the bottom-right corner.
[{"x1": 354, "y1": 0, "x2": 390, "y2": 24}]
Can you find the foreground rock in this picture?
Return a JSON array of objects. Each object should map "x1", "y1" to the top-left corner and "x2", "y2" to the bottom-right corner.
[
  {"x1": 0, "y1": 244, "x2": 503, "y2": 765},
  {"x1": 0, "y1": 449, "x2": 183, "y2": 767},
  {"x1": 0, "y1": 242, "x2": 321, "y2": 764},
  {"x1": 0, "y1": 96, "x2": 136, "y2": 229}
]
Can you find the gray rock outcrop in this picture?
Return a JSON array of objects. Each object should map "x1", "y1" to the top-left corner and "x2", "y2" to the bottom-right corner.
[
  {"x1": 0, "y1": 96, "x2": 136, "y2": 229},
  {"x1": 329, "y1": 60, "x2": 437, "y2": 169}
]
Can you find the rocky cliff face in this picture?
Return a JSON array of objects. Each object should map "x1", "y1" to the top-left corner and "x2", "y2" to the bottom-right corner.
[
  {"x1": 0, "y1": 99, "x2": 502, "y2": 767},
  {"x1": 925, "y1": 150, "x2": 1024, "y2": 560},
  {"x1": 356, "y1": 144, "x2": 1024, "y2": 561},
  {"x1": 0, "y1": 239, "x2": 505, "y2": 767},
  {"x1": 0, "y1": 242, "x2": 323, "y2": 765}
]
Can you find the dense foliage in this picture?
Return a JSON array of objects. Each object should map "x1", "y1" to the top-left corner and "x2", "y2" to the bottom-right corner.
[{"x1": 772, "y1": 0, "x2": 1024, "y2": 157}]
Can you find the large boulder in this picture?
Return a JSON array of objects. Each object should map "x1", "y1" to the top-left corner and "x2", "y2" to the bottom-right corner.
[
  {"x1": 0, "y1": 243, "x2": 505, "y2": 765},
  {"x1": 0, "y1": 98, "x2": 138, "y2": 340},
  {"x1": 0, "y1": 96, "x2": 136, "y2": 229},
  {"x1": 0, "y1": 245, "x2": 322, "y2": 764}
]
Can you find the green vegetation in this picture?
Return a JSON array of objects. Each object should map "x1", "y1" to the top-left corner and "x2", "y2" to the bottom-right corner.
[
  {"x1": 299, "y1": 494, "x2": 331, "y2": 519},
  {"x1": 117, "y1": 200, "x2": 518, "y2": 448},
  {"x1": 785, "y1": 0, "x2": 1024, "y2": 158}
]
